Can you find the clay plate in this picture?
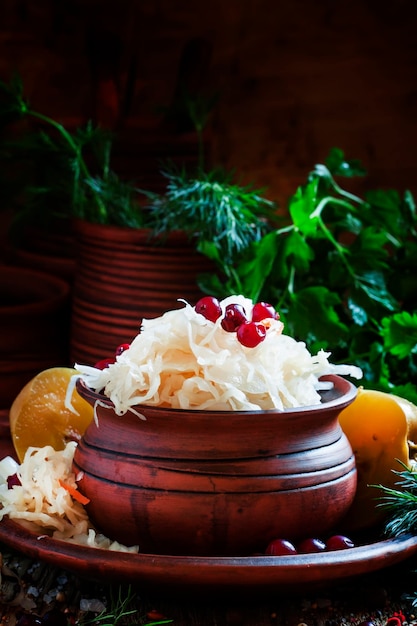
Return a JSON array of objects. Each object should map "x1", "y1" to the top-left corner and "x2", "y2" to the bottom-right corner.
[{"x1": 0, "y1": 517, "x2": 417, "y2": 597}]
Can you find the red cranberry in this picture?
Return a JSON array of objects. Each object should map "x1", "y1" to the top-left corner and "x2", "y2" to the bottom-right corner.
[
  {"x1": 326, "y1": 534, "x2": 355, "y2": 551},
  {"x1": 115, "y1": 343, "x2": 130, "y2": 356},
  {"x1": 195, "y1": 296, "x2": 222, "y2": 323},
  {"x1": 252, "y1": 302, "x2": 279, "y2": 322},
  {"x1": 94, "y1": 357, "x2": 115, "y2": 369},
  {"x1": 221, "y1": 303, "x2": 247, "y2": 332},
  {"x1": 236, "y1": 321, "x2": 266, "y2": 347},
  {"x1": 265, "y1": 538, "x2": 298, "y2": 556},
  {"x1": 297, "y1": 537, "x2": 326, "y2": 553}
]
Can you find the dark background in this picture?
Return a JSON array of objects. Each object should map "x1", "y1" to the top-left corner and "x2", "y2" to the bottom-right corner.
[{"x1": 1, "y1": 0, "x2": 417, "y2": 206}]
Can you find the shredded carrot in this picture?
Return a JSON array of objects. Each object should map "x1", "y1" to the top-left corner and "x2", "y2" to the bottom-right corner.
[{"x1": 58, "y1": 479, "x2": 90, "y2": 505}]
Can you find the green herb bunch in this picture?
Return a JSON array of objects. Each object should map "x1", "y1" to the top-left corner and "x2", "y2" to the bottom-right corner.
[
  {"x1": 374, "y1": 461, "x2": 417, "y2": 538},
  {"x1": 142, "y1": 165, "x2": 275, "y2": 266},
  {"x1": 204, "y1": 148, "x2": 417, "y2": 401},
  {"x1": 0, "y1": 74, "x2": 145, "y2": 228},
  {"x1": 375, "y1": 464, "x2": 417, "y2": 609}
]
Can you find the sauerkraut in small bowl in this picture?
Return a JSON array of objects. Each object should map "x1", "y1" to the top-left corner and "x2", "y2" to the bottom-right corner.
[{"x1": 73, "y1": 295, "x2": 362, "y2": 415}]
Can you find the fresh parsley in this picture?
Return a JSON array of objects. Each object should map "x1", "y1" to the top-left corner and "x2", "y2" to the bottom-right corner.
[{"x1": 201, "y1": 148, "x2": 417, "y2": 402}]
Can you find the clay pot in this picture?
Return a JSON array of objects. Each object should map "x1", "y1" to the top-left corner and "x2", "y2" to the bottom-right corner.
[
  {"x1": 70, "y1": 220, "x2": 215, "y2": 365},
  {"x1": 74, "y1": 374, "x2": 358, "y2": 557},
  {"x1": 5, "y1": 219, "x2": 76, "y2": 283},
  {"x1": 8, "y1": 247, "x2": 75, "y2": 284},
  {"x1": 0, "y1": 266, "x2": 71, "y2": 409}
]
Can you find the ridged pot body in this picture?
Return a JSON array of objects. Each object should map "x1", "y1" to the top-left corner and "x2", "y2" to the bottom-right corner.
[
  {"x1": 74, "y1": 375, "x2": 358, "y2": 556},
  {"x1": 70, "y1": 220, "x2": 214, "y2": 365}
]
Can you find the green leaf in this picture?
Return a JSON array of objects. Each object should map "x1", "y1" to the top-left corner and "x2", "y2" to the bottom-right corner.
[
  {"x1": 381, "y1": 311, "x2": 417, "y2": 359},
  {"x1": 346, "y1": 297, "x2": 368, "y2": 326},
  {"x1": 364, "y1": 189, "x2": 403, "y2": 237},
  {"x1": 338, "y1": 212, "x2": 363, "y2": 236},
  {"x1": 288, "y1": 179, "x2": 321, "y2": 237},
  {"x1": 227, "y1": 230, "x2": 281, "y2": 301},
  {"x1": 390, "y1": 383, "x2": 417, "y2": 405},
  {"x1": 197, "y1": 240, "x2": 221, "y2": 263},
  {"x1": 324, "y1": 147, "x2": 367, "y2": 177},
  {"x1": 352, "y1": 340, "x2": 390, "y2": 386},
  {"x1": 0, "y1": 72, "x2": 26, "y2": 119},
  {"x1": 404, "y1": 189, "x2": 416, "y2": 224},
  {"x1": 348, "y1": 226, "x2": 391, "y2": 273},
  {"x1": 276, "y1": 229, "x2": 314, "y2": 279},
  {"x1": 288, "y1": 287, "x2": 349, "y2": 348},
  {"x1": 366, "y1": 188, "x2": 400, "y2": 212},
  {"x1": 350, "y1": 270, "x2": 398, "y2": 318},
  {"x1": 197, "y1": 271, "x2": 230, "y2": 299}
]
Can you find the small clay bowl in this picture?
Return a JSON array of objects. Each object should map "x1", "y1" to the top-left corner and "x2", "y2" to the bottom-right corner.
[{"x1": 74, "y1": 374, "x2": 358, "y2": 557}]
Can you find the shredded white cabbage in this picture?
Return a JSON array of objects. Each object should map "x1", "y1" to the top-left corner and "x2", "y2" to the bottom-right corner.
[
  {"x1": 75, "y1": 295, "x2": 362, "y2": 415},
  {"x1": 0, "y1": 444, "x2": 139, "y2": 553}
]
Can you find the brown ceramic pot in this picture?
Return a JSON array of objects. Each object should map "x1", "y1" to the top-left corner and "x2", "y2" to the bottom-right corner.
[
  {"x1": 6, "y1": 219, "x2": 76, "y2": 283},
  {"x1": 70, "y1": 220, "x2": 215, "y2": 365},
  {"x1": 0, "y1": 266, "x2": 71, "y2": 409},
  {"x1": 74, "y1": 374, "x2": 358, "y2": 557}
]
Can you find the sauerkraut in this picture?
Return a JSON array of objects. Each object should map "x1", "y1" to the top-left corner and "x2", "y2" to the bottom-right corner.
[
  {"x1": 75, "y1": 295, "x2": 362, "y2": 415},
  {"x1": 0, "y1": 443, "x2": 139, "y2": 553}
]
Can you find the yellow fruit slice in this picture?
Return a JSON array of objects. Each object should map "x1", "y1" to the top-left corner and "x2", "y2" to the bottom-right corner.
[
  {"x1": 338, "y1": 387, "x2": 410, "y2": 531},
  {"x1": 9, "y1": 367, "x2": 93, "y2": 462}
]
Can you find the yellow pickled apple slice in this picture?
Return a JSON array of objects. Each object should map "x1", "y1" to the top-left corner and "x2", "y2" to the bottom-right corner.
[
  {"x1": 9, "y1": 367, "x2": 93, "y2": 462},
  {"x1": 338, "y1": 387, "x2": 410, "y2": 531}
]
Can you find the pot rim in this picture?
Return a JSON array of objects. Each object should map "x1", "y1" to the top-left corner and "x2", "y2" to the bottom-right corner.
[
  {"x1": 72, "y1": 218, "x2": 190, "y2": 244},
  {"x1": 76, "y1": 373, "x2": 358, "y2": 417}
]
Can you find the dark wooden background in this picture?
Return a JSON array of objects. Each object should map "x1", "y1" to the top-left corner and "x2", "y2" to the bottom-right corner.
[{"x1": 1, "y1": 0, "x2": 417, "y2": 206}]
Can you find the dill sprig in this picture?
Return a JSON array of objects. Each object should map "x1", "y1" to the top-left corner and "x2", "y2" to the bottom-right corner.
[
  {"x1": 143, "y1": 165, "x2": 276, "y2": 266},
  {"x1": 373, "y1": 460, "x2": 417, "y2": 537},
  {"x1": 84, "y1": 172, "x2": 146, "y2": 228}
]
